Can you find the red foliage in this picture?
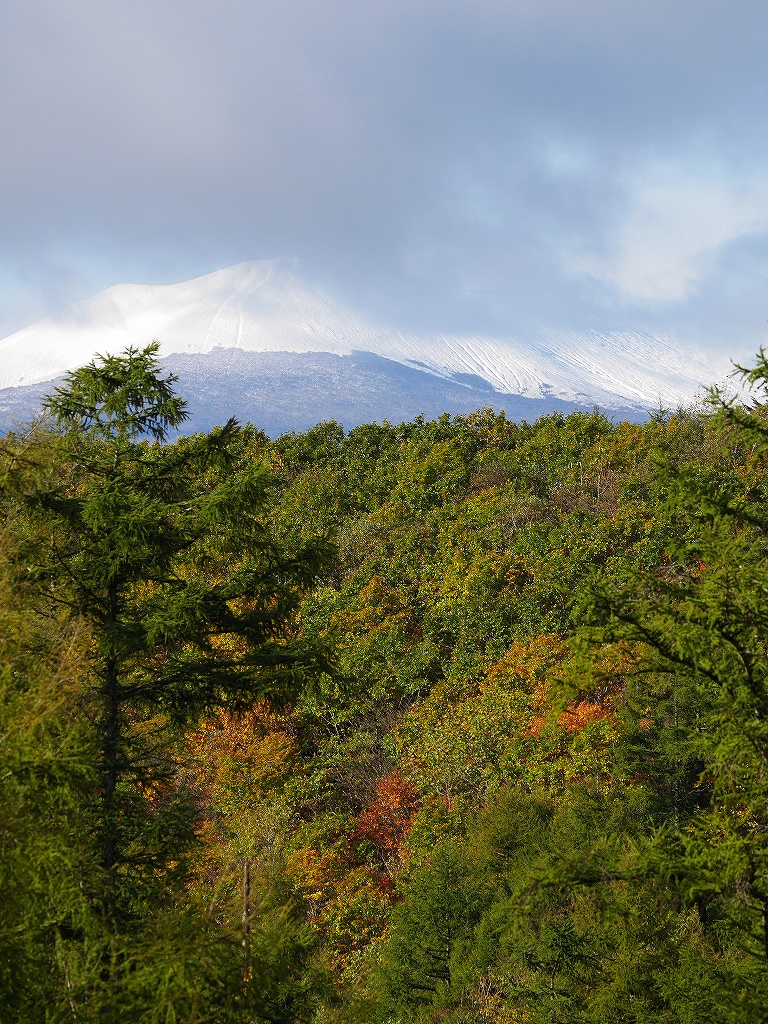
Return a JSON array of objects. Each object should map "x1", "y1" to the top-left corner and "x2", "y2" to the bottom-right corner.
[{"x1": 351, "y1": 770, "x2": 421, "y2": 859}]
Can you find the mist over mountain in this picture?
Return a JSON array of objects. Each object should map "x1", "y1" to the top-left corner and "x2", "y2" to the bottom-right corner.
[{"x1": 0, "y1": 260, "x2": 737, "y2": 435}]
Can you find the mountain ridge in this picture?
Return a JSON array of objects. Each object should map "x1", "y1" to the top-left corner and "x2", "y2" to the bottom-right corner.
[{"x1": 0, "y1": 259, "x2": 740, "y2": 431}]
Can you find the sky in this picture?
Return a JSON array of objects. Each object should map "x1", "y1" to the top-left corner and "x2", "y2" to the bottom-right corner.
[{"x1": 2, "y1": 0, "x2": 768, "y2": 357}]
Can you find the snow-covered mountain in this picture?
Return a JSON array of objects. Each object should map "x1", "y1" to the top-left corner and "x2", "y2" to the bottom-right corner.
[{"x1": 0, "y1": 259, "x2": 742, "y2": 434}]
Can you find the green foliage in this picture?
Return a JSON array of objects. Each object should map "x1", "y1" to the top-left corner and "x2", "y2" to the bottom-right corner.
[
  {"x1": 8, "y1": 346, "x2": 768, "y2": 1020},
  {"x1": 377, "y1": 837, "x2": 485, "y2": 1014},
  {"x1": 44, "y1": 342, "x2": 187, "y2": 441},
  {"x1": 0, "y1": 346, "x2": 332, "y2": 1019}
]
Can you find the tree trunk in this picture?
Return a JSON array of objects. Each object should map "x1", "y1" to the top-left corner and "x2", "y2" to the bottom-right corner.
[
  {"x1": 102, "y1": 581, "x2": 120, "y2": 917},
  {"x1": 243, "y1": 859, "x2": 251, "y2": 980}
]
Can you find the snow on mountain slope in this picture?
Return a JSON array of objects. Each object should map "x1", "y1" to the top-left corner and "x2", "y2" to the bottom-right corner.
[{"x1": 0, "y1": 259, "x2": 738, "y2": 409}]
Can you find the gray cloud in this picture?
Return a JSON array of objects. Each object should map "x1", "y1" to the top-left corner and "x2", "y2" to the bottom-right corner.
[{"x1": 2, "y1": 0, "x2": 768, "y2": 353}]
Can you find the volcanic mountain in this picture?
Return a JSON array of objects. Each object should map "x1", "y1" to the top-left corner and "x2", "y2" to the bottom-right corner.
[{"x1": 0, "y1": 260, "x2": 737, "y2": 435}]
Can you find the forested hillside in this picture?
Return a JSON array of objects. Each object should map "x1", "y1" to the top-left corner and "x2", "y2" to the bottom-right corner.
[{"x1": 3, "y1": 345, "x2": 768, "y2": 1022}]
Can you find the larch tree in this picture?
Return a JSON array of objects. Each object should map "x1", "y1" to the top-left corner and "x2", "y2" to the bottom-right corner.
[
  {"x1": 2, "y1": 343, "x2": 332, "y2": 1020},
  {"x1": 583, "y1": 352, "x2": 768, "y2": 1015}
]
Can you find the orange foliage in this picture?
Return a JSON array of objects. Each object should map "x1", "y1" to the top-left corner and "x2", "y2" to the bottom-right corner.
[
  {"x1": 187, "y1": 704, "x2": 294, "y2": 763},
  {"x1": 525, "y1": 716, "x2": 547, "y2": 738},
  {"x1": 185, "y1": 704, "x2": 299, "y2": 818},
  {"x1": 557, "y1": 701, "x2": 614, "y2": 732},
  {"x1": 285, "y1": 847, "x2": 343, "y2": 908},
  {"x1": 502, "y1": 637, "x2": 630, "y2": 741},
  {"x1": 482, "y1": 634, "x2": 569, "y2": 713}
]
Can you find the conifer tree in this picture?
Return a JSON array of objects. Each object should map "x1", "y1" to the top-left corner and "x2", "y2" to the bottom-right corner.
[
  {"x1": 2, "y1": 344, "x2": 332, "y2": 1019},
  {"x1": 584, "y1": 353, "x2": 768, "y2": 1014},
  {"x1": 377, "y1": 838, "x2": 484, "y2": 1016}
]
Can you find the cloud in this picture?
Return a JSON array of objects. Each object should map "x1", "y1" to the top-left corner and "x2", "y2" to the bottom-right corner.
[
  {"x1": 2, "y1": 0, "x2": 768, "y2": 349},
  {"x1": 568, "y1": 168, "x2": 768, "y2": 304}
]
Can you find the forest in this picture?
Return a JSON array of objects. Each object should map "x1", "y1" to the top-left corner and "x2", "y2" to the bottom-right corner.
[{"x1": 2, "y1": 343, "x2": 768, "y2": 1023}]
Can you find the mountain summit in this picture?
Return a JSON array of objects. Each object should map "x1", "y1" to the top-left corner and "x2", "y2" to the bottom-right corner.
[{"x1": 0, "y1": 260, "x2": 738, "y2": 433}]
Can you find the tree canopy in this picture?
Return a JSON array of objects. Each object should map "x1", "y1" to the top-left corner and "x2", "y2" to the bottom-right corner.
[
  {"x1": 1, "y1": 345, "x2": 332, "y2": 1020},
  {"x1": 4, "y1": 345, "x2": 768, "y2": 1021}
]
